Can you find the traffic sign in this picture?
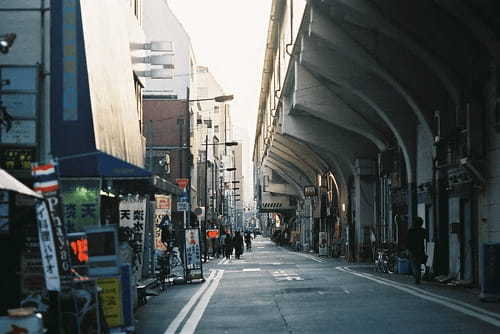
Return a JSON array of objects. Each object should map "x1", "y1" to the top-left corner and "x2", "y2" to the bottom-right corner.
[
  {"x1": 176, "y1": 178, "x2": 189, "y2": 190},
  {"x1": 177, "y1": 201, "x2": 189, "y2": 211},
  {"x1": 194, "y1": 207, "x2": 205, "y2": 217}
]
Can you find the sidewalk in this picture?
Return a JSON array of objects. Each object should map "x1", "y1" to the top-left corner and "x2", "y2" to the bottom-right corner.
[{"x1": 303, "y1": 251, "x2": 500, "y2": 316}]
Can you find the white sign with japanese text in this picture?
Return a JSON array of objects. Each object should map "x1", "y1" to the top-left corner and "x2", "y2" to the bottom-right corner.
[
  {"x1": 119, "y1": 197, "x2": 147, "y2": 276},
  {"x1": 36, "y1": 201, "x2": 61, "y2": 291},
  {"x1": 185, "y1": 228, "x2": 201, "y2": 270}
]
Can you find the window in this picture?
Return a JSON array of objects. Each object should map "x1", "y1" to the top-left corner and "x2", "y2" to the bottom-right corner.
[
  {"x1": 214, "y1": 106, "x2": 219, "y2": 113},
  {"x1": 214, "y1": 125, "x2": 219, "y2": 133}
]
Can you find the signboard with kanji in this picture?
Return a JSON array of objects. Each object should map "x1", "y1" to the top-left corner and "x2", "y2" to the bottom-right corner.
[
  {"x1": 60, "y1": 179, "x2": 101, "y2": 233},
  {"x1": 185, "y1": 228, "x2": 201, "y2": 271},
  {"x1": 154, "y1": 195, "x2": 171, "y2": 250},
  {"x1": 97, "y1": 276, "x2": 124, "y2": 328},
  {"x1": 119, "y1": 197, "x2": 147, "y2": 276},
  {"x1": 35, "y1": 200, "x2": 61, "y2": 291}
]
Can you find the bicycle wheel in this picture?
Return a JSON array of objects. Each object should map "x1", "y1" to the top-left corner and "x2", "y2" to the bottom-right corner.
[{"x1": 386, "y1": 256, "x2": 396, "y2": 274}]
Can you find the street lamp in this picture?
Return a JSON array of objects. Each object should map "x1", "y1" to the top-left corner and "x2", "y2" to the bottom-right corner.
[
  {"x1": 203, "y1": 139, "x2": 238, "y2": 262},
  {"x1": 0, "y1": 33, "x2": 16, "y2": 54}
]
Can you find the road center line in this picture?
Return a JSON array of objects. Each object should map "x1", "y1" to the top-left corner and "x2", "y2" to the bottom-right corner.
[
  {"x1": 336, "y1": 266, "x2": 500, "y2": 328},
  {"x1": 179, "y1": 270, "x2": 224, "y2": 334},
  {"x1": 164, "y1": 270, "x2": 217, "y2": 334}
]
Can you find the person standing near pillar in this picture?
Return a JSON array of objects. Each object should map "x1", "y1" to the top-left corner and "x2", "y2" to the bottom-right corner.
[{"x1": 407, "y1": 217, "x2": 426, "y2": 284}]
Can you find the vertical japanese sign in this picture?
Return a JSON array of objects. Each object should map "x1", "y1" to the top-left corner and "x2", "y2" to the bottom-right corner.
[
  {"x1": 154, "y1": 194, "x2": 171, "y2": 250},
  {"x1": 60, "y1": 179, "x2": 101, "y2": 232},
  {"x1": 35, "y1": 201, "x2": 60, "y2": 291},
  {"x1": 185, "y1": 228, "x2": 201, "y2": 270},
  {"x1": 32, "y1": 162, "x2": 72, "y2": 289},
  {"x1": 119, "y1": 197, "x2": 147, "y2": 275}
]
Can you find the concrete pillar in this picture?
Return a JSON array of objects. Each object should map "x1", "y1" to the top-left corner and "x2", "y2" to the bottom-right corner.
[{"x1": 354, "y1": 159, "x2": 377, "y2": 260}]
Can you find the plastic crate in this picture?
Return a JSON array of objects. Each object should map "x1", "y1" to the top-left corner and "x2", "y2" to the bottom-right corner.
[{"x1": 397, "y1": 257, "x2": 411, "y2": 274}]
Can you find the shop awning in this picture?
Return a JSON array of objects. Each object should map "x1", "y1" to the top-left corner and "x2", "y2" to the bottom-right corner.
[
  {"x1": 58, "y1": 151, "x2": 181, "y2": 196},
  {"x1": 0, "y1": 168, "x2": 42, "y2": 198},
  {"x1": 58, "y1": 151, "x2": 152, "y2": 178}
]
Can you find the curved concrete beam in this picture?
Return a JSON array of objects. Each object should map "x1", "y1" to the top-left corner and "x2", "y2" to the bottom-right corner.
[
  {"x1": 299, "y1": 35, "x2": 416, "y2": 183},
  {"x1": 434, "y1": 0, "x2": 500, "y2": 64},
  {"x1": 264, "y1": 156, "x2": 308, "y2": 199},
  {"x1": 279, "y1": 134, "x2": 331, "y2": 172},
  {"x1": 282, "y1": 111, "x2": 379, "y2": 175},
  {"x1": 326, "y1": 0, "x2": 461, "y2": 104},
  {"x1": 293, "y1": 61, "x2": 389, "y2": 150},
  {"x1": 271, "y1": 137, "x2": 321, "y2": 181},
  {"x1": 308, "y1": 7, "x2": 437, "y2": 139},
  {"x1": 268, "y1": 150, "x2": 315, "y2": 185},
  {"x1": 264, "y1": 155, "x2": 310, "y2": 188},
  {"x1": 262, "y1": 163, "x2": 304, "y2": 200}
]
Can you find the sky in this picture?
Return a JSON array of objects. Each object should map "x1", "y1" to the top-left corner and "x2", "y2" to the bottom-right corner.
[{"x1": 168, "y1": 0, "x2": 272, "y2": 203}]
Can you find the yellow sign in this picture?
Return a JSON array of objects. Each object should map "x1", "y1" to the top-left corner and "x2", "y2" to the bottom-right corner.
[{"x1": 97, "y1": 277, "x2": 123, "y2": 328}]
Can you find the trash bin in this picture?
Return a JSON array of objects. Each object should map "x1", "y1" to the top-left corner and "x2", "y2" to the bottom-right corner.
[{"x1": 397, "y1": 257, "x2": 411, "y2": 274}]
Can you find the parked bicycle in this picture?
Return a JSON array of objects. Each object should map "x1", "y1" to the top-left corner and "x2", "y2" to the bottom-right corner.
[{"x1": 374, "y1": 242, "x2": 397, "y2": 274}]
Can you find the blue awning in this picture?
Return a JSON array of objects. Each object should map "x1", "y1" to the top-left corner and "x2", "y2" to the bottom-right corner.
[
  {"x1": 58, "y1": 151, "x2": 181, "y2": 195},
  {"x1": 58, "y1": 151, "x2": 151, "y2": 178}
]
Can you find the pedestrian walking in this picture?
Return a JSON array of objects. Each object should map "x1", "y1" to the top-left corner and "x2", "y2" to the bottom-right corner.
[
  {"x1": 407, "y1": 216, "x2": 426, "y2": 284},
  {"x1": 224, "y1": 232, "x2": 233, "y2": 259},
  {"x1": 234, "y1": 231, "x2": 244, "y2": 259},
  {"x1": 244, "y1": 231, "x2": 252, "y2": 251}
]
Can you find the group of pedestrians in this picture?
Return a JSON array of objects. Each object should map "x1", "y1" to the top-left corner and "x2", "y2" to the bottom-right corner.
[{"x1": 218, "y1": 231, "x2": 253, "y2": 260}]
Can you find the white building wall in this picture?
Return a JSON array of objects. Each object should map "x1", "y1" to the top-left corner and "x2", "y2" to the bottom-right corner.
[{"x1": 142, "y1": 0, "x2": 195, "y2": 99}]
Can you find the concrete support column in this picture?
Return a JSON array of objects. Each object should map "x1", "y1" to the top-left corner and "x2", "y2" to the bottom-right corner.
[{"x1": 354, "y1": 159, "x2": 377, "y2": 260}]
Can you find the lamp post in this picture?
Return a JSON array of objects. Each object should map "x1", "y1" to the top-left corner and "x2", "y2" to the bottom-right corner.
[
  {"x1": 203, "y1": 140, "x2": 237, "y2": 262},
  {"x1": 174, "y1": 90, "x2": 233, "y2": 280}
]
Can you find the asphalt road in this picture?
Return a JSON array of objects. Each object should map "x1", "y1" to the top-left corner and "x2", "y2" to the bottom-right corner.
[{"x1": 136, "y1": 237, "x2": 500, "y2": 334}]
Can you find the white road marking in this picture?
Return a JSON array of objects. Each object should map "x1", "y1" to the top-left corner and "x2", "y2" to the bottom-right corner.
[
  {"x1": 336, "y1": 266, "x2": 500, "y2": 328},
  {"x1": 297, "y1": 252, "x2": 325, "y2": 263},
  {"x1": 179, "y1": 270, "x2": 224, "y2": 334},
  {"x1": 272, "y1": 270, "x2": 303, "y2": 281},
  {"x1": 243, "y1": 268, "x2": 261, "y2": 272},
  {"x1": 343, "y1": 289, "x2": 351, "y2": 294},
  {"x1": 164, "y1": 270, "x2": 217, "y2": 334}
]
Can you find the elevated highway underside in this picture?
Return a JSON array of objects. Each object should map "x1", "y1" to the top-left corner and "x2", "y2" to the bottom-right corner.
[{"x1": 254, "y1": 0, "x2": 500, "y2": 283}]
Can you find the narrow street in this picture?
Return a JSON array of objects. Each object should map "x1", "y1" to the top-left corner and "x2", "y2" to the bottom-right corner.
[{"x1": 136, "y1": 238, "x2": 500, "y2": 334}]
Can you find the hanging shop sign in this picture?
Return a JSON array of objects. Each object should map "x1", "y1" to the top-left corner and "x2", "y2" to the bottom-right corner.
[
  {"x1": 60, "y1": 179, "x2": 101, "y2": 233},
  {"x1": 154, "y1": 194, "x2": 171, "y2": 250},
  {"x1": 119, "y1": 197, "x2": 147, "y2": 275},
  {"x1": 32, "y1": 162, "x2": 72, "y2": 282},
  {"x1": 35, "y1": 200, "x2": 61, "y2": 291}
]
